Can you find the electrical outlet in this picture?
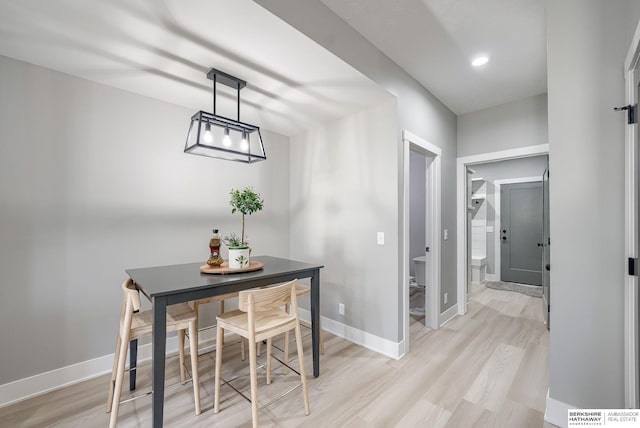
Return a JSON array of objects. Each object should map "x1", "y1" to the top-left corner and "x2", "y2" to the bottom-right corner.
[
  {"x1": 444, "y1": 293, "x2": 448, "y2": 305},
  {"x1": 377, "y1": 232, "x2": 384, "y2": 245},
  {"x1": 338, "y1": 303, "x2": 345, "y2": 315},
  {"x1": 444, "y1": 229, "x2": 449, "y2": 240}
]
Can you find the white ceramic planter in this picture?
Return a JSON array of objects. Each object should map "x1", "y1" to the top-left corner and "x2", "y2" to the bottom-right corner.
[{"x1": 228, "y1": 247, "x2": 250, "y2": 269}]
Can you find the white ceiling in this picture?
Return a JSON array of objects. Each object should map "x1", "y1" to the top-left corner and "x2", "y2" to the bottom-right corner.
[
  {"x1": 321, "y1": 0, "x2": 547, "y2": 115},
  {"x1": 0, "y1": 0, "x2": 392, "y2": 136},
  {"x1": 0, "y1": 0, "x2": 547, "y2": 128}
]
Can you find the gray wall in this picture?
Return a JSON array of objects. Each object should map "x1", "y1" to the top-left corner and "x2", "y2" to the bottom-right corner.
[
  {"x1": 290, "y1": 100, "x2": 399, "y2": 340},
  {"x1": 458, "y1": 93, "x2": 548, "y2": 157},
  {"x1": 547, "y1": 0, "x2": 640, "y2": 409},
  {"x1": 0, "y1": 55, "x2": 291, "y2": 384},
  {"x1": 256, "y1": 0, "x2": 458, "y2": 340},
  {"x1": 409, "y1": 150, "x2": 427, "y2": 277},
  {"x1": 471, "y1": 156, "x2": 548, "y2": 275}
]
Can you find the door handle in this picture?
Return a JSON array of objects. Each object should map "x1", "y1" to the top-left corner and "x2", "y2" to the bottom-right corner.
[
  {"x1": 502, "y1": 237, "x2": 507, "y2": 241},
  {"x1": 425, "y1": 247, "x2": 430, "y2": 253},
  {"x1": 545, "y1": 264, "x2": 550, "y2": 271}
]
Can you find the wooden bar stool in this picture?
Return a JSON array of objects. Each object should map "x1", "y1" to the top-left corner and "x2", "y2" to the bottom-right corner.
[
  {"x1": 214, "y1": 280, "x2": 310, "y2": 428},
  {"x1": 106, "y1": 279, "x2": 201, "y2": 428},
  {"x1": 177, "y1": 292, "x2": 242, "y2": 367},
  {"x1": 258, "y1": 282, "x2": 324, "y2": 365}
]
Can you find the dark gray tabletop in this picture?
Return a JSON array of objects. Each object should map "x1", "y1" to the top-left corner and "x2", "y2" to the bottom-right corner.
[{"x1": 126, "y1": 255, "x2": 323, "y2": 300}]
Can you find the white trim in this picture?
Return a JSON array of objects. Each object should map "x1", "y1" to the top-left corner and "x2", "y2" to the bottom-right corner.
[
  {"x1": 485, "y1": 273, "x2": 498, "y2": 281},
  {"x1": 438, "y1": 303, "x2": 458, "y2": 327},
  {"x1": 402, "y1": 130, "x2": 442, "y2": 339},
  {"x1": 493, "y1": 176, "x2": 543, "y2": 282},
  {"x1": 624, "y1": 17, "x2": 640, "y2": 409},
  {"x1": 456, "y1": 144, "x2": 549, "y2": 315},
  {"x1": 0, "y1": 330, "x2": 221, "y2": 409},
  {"x1": 298, "y1": 308, "x2": 404, "y2": 359},
  {"x1": 544, "y1": 389, "x2": 573, "y2": 428}
]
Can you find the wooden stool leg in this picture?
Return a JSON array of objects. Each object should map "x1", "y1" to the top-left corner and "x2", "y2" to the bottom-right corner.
[
  {"x1": 266, "y1": 337, "x2": 272, "y2": 385},
  {"x1": 188, "y1": 323, "x2": 201, "y2": 415},
  {"x1": 106, "y1": 335, "x2": 121, "y2": 412},
  {"x1": 241, "y1": 337, "x2": 246, "y2": 361},
  {"x1": 248, "y1": 336, "x2": 259, "y2": 428},
  {"x1": 109, "y1": 331, "x2": 130, "y2": 428},
  {"x1": 178, "y1": 330, "x2": 186, "y2": 383},
  {"x1": 294, "y1": 322, "x2": 310, "y2": 415},
  {"x1": 283, "y1": 331, "x2": 290, "y2": 375},
  {"x1": 220, "y1": 301, "x2": 225, "y2": 345},
  {"x1": 283, "y1": 303, "x2": 290, "y2": 374},
  {"x1": 214, "y1": 325, "x2": 223, "y2": 414}
]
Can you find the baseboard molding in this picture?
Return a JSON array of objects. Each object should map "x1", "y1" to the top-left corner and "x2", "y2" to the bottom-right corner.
[
  {"x1": 298, "y1": 308, "x2": 404, "y2": 360},
  {"x1": 0, "y1": 311, "x2": 407, "y2": 409},
  {"x1": 0, "y1": 329, "x2": 221, "y2": 409},
  {"x1": 439, "y1": 304, "x2": 459, "y2": 327},
  {"x1": 545, "y1": 389, "x2": 573, "y2": 428}
]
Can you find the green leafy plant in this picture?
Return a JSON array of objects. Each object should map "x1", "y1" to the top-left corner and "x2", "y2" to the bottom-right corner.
[
  {"x1": 228, "y1": 187, "x2": 264, "y2": 247},
  {"x1": 222, "y1": 232, "x2": 245, "y2": 249}
]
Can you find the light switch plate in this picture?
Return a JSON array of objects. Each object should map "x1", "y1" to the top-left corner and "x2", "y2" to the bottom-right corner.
[
  {"x1": 487, "y1": 226, "x2": 494, "y2": 233},
  {"x1": 377, "y1": 232, "x2": 384, "y2": 245},
  {"x1": 444, "y1": 229, "x2": 448, "y2": 240}
]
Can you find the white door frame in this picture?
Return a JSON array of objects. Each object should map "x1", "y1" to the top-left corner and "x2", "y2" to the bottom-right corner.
[
  {"x1": 493, "y1": 176, "x2": 543, "y2": 282},
  {"x1": 456, "y1": 144, "x2": 549, "y2": 315},
  {"x1": 402, "y1": 130, "x2": 441, "y2": 341},
  {"x1": 623, "y1": 17, "x2": 640, "y2": 409}
]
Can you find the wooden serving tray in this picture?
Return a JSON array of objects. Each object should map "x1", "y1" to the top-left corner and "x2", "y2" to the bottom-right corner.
[{"x1": 199, "y1": 260, "x2": 264, "y2": 274}]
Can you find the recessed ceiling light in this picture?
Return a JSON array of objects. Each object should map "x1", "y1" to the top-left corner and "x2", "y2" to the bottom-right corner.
[{"x1": 472, "y1": 56, "x2": 489, "y2": 67}]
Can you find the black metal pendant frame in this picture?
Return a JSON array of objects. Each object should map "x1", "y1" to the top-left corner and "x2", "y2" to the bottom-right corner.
[{"x1": 184, "y1": 68, "x2": 266, "y2": 163}]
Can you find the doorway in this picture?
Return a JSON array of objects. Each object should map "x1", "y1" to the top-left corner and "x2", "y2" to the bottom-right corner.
[
  {"x1": 402, "y1": 130, "x2": 441, "y2": 353},
  {"x1": 409, "y1": 149, "x2": 432, "y2": 321},
  {"x1": 456, "y1": 145, "x2": 549, "y2": 316}
]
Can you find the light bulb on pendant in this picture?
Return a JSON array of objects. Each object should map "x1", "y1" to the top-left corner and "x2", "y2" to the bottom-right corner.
[
  {"x1": 223, "y1": 127, "x2": 231, "y2": 147},
  {"x1": 240, "y1": 132, "x2": 249, "y2": 152},
  {"x1": 203, "y1": 123, "x2": 213, "y2": 143}
]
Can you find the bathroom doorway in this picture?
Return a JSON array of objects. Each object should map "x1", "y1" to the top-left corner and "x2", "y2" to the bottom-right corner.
[
  {"x1": 402, "y1": 130, "x2": 441, "y2": 352},
  {"x1": 409, "y1": 148, "x2": 431, "y2": 322}
]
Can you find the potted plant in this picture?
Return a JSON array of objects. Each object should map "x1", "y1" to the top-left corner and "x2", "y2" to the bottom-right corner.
[{"x1": 224, "y1": 187, "x2": 264, "y2": 269}]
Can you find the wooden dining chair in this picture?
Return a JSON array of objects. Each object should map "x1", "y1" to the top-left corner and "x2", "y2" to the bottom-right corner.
[
  {"x1": 183, "y1": 292, "x2": 239, "y2": 348},
  {"x1": 281, "y1": 282, "x2": 324, "y2": 372},
  {"x1": 214, "y1": 279, "x2": 310, "y2": 428},
  {"x1": 107, "y1": 279, "x2": 201, "y2": 428},
  {"x1": 257, "y1": 282, "x2": 325, "y2": 370}
]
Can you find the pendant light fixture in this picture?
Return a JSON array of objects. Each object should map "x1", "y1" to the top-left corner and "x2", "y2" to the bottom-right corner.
[{"x1": 184, "y1": 68, "x2": 266, "y2": 163}]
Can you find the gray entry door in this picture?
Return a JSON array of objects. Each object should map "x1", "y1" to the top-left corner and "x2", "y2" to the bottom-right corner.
[{"x1": 500, "y1": 182, "x2": 543, "y2": 285}]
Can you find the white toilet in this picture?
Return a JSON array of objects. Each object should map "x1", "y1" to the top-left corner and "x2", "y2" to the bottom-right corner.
[{"x1": 413, "y1": 256, "x2": 426, "y2": 286}]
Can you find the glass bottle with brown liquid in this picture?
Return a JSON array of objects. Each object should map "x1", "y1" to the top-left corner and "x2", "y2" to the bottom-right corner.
[{"x1": 207, "y1": 229, "x2": 224, "y2": 267}]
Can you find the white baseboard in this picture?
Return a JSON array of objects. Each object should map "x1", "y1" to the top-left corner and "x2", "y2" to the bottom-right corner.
[
  {"x1": 439, "y1": 304, "x2": 459, "y2": 327},
  {"x1": 298, "y1": 308, "x2": 404, "y2": 360},
  {"x1": 545, "y1": 389, "x2": 573, "y2": 428},
  {"x1": 0, "y1": 310, "x2": 407, "y2": 409},
  {"x1": 0, "y1": 329, "x2": 221, "y2": 409}
]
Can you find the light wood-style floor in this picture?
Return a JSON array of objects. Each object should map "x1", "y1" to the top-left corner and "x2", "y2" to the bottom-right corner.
[{"x1": 0, "y1": 283, "x2": 558, "y2": 427}]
